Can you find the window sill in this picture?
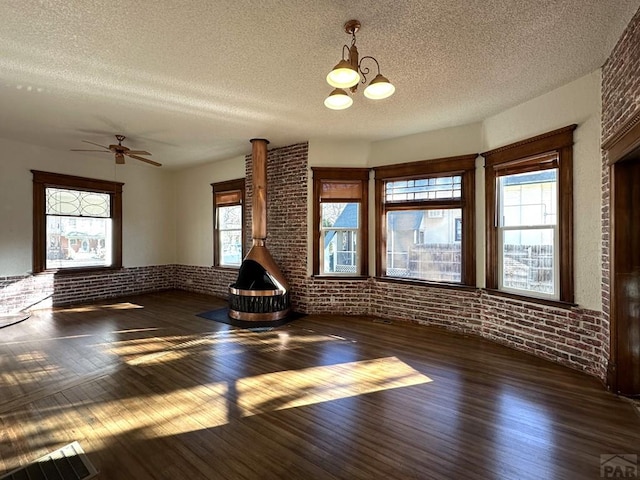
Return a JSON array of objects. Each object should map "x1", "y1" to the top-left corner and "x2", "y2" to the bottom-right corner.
[
  {"x1": 213, "y1": 265, "x2": 240, "y2": 271},
  {"x1": 482, "y1": 288, "x2": 577, "y2": 309},
  {"x1": 374, "y1": 276, "x2": 478, "y2": 291},
  {"x1": 311, "y1": 275, "x2": 369, "y2": 281},
  {"x1": 43, "y1": 265, "x2": 123, "y2": 275}
]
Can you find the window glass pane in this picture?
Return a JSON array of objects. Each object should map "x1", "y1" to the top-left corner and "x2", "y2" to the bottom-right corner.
[
  {"x1": 322, "y1": 229, "x2": 358, "y2": 274},
  {"x1": 321, "y1": 202, "x2": 359, "y2": 274},
  {"x1": 219, "y1": 205, "x2": 242, "y2": 230},
  {"x1": 502, "y1": 228, "x2": 554, "y2": 295},
  {"x1": 219, "y1": 230, "x2": 242, "y2": 266},
  {"x1": 386, "y1": 208, "x2": 461, "y2": 282},
  {"x1": 499, "y1": 170, "x2": 557, "y2": 227},
  {"x1": 46, "y1": 216, "x2": 112, "y2": 269},
  {"x1": 218, "y1": 205, "x2": 242, "y2": 266},
  {"x1": 385, "y1": 176, "x2": 461, "y2": 202},
  {"x1": 321, "y1": 203, "x2": 359, "y2": 229},
  {"x1": 46, "y1": 188, "x2": 110, "y2": 218}
]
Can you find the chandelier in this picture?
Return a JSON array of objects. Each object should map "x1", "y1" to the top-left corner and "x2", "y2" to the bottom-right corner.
[{"x1": 324, "y1": 19, "x2": 395, "y2": 110}]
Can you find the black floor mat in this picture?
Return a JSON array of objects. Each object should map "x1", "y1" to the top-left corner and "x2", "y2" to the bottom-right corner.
[{"x1": 196, "y1": 307, "x2": 305, "y2": 330}]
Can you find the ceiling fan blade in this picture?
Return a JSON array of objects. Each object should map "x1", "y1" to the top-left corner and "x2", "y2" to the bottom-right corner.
[
  {"x1": 70, "y1": 149, "x2": 111, "y2": 152},
  {"x1": 127, "y1": 154, "x2": 162, "y2": 167},
  {"x1": 126, "y1": 150, "x2": 152, "y2": 155},
  {"x1": 82, "y1": 140, "x2": 110, "y2": 149}
]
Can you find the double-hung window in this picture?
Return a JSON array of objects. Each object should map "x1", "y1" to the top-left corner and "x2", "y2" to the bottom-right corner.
[
  {"x1": 374, "y1": 155, "x2": 476, "y2": 285},
  {"x1": 32, "y1": 170, "x2": 123, "y2": 272},
  {"x1": 483, "y1": 125, "x2": 576, "y2": 303},
  {"x1": 212, "y1": 179, "x2": 245, "y2": 268},
  {"x1": 312, "y1": 168, "x2": 369, "y2": 276}
]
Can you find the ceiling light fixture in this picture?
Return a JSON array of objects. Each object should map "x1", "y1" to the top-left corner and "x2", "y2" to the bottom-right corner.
[{"x1": 324, "y1": 20, "x2": 395, "y2": 110}]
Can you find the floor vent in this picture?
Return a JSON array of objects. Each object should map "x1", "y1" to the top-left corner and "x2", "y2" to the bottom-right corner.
[{"x1": 1, "y1": 442, "x2": 97, "y2": 480}]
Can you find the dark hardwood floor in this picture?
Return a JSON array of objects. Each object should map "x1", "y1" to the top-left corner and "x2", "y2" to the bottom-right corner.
[{"x1": 0, "y1": 290, "x2": 638, "y2": 479}]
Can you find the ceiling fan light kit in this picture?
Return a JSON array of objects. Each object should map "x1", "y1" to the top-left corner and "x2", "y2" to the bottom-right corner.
[
  {"x1": 71, "y1": 135, "x2": 161, "y2": 167},
  {"x1": 325, "y1": 19, "x2": 395, "y2": 110}
]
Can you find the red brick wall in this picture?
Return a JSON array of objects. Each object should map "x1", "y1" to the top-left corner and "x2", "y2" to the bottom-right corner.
[
  {"x1": 602, "y1": 7, "x2": 640, "y2": 141},
  {"x1": 601, "y1": 6, "x2": 640, "y2": 376}
]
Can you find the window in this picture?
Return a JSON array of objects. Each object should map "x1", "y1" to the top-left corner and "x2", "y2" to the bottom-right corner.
[
  {"x1": 32, "y1": 170, "x2": 123, "y2": 273},
  {"x1": 312, "y1": 168, "x2": 369, "y2": 276},
  {"x1": 374, "y1": 155, "x2": 476, "y2": 285},
  {"x1": 483, "y1": 125, "x2": 576, "y2": 303},
  {"x1": 212, "y1": 179, "x2": 245, "y2": 267}
]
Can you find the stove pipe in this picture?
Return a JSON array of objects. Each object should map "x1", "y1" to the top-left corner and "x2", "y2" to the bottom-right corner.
[{"x1": 228, "y1": 139, "x2": 291, "y2": 321}]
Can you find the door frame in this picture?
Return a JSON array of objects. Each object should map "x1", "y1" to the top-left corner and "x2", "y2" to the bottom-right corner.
[{"x1": 603, "y1": 110, "x2": 640, "y2": 393}]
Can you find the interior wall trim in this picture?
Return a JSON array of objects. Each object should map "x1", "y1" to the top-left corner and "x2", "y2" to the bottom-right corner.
[{"x1": 603, "y1": 108, "x2": 640, "y2": 164}]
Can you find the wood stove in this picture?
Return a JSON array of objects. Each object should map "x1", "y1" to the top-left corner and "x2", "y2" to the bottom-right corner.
[{"x1": 228, "y1": 139, "x2": 291, "y2": 322}]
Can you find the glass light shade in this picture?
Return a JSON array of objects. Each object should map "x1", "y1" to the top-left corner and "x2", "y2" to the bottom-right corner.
[
  {"x1": 326, "y1": 60, "x2": 360, "y2": 88},
  {"x1": 363, "y1": 74, "x2": 395, "y2": 100},
  {"x1": 324, "y1": 88, "x2": 353, "y2": 110}
]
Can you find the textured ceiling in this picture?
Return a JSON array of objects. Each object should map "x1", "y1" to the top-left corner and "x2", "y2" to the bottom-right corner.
[{"x1": 1, "y1": 0, "x2": 639, "y2": 169}]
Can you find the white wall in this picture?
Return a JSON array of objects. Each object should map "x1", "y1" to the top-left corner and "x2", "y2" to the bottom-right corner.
[
  {"x1": 174, "y1": 155, "x2": 245, "y2": 266},
  {"x1": 368, "y1": 122, "x2": 483, "y2": 167},
  {"x1": 308, "y1": 139, "x2": 371, "y2": 167},
  {"x1": 481, "y1": 70, "x2": 602, "y2": 310},
  {"x1": 0, "y1": 137, "x2": 176, "y2": 276}
]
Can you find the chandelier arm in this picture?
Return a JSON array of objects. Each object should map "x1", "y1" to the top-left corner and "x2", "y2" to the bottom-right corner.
[
  {"x1": 358, "y1": 56, "x2": 381, "y2": 85},
  {"x1": 341, "y1": 44, "x2": 350, "y2": 61}
]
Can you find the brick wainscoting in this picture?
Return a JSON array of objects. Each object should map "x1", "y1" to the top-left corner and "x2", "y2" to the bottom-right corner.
[
  {"x1": 479, "y1": 294, "x2": 607, "y2": 380},
  {"x1": 369, "y1": 280, "x2": 607, "y2": 379},
  {"x1": 173, "y1": 265, "x2": 238, "y2": 298},
  {"x1": 1, "y1": 273, "x2": 55, "y2": 314},
  {"x1": 1, "y1": 265, "x2": 175, "y2": 313},
  {"x1": 306, "y1": 278, "x2": 371, "y2": 315}
]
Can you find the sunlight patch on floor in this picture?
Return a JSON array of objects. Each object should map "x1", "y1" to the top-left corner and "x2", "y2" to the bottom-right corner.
[
  {"x1": 238, "y1": 356, "x2": 432, "y2": 416},
  {"x1": 58, "y1": 302, "x2": 144, "y2": 313}
]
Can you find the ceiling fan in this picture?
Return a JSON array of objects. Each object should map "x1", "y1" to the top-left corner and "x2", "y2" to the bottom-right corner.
[{"x1": 71, "y1": 134, "x2": 161, "y2": 167}]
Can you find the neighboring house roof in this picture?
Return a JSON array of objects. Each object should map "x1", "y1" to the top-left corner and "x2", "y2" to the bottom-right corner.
[{"x1": 324, "y1": 203, "x2": 359, "y2": 249}]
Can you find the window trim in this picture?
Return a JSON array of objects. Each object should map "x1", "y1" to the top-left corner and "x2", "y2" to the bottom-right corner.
[
  {"x1": 212, "y1": 178, "x2": 245, "y2": 268},
  {"x1": 32, "y1": 170, "x2": 123, "y2": 274},
  {"x1": 374, "y1": 154, "x2": 477, "y2": 286},
  {"x1": 482, "y1": 124, "x2": 576, "y2": 303},
  {"x1": 312, "y1": 167, "x2": 369, "y2": 277}
]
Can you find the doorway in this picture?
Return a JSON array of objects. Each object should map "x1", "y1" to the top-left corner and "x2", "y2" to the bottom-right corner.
[{"x1": 612, "y1": 153, "x2": 640, "y2": 396}]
